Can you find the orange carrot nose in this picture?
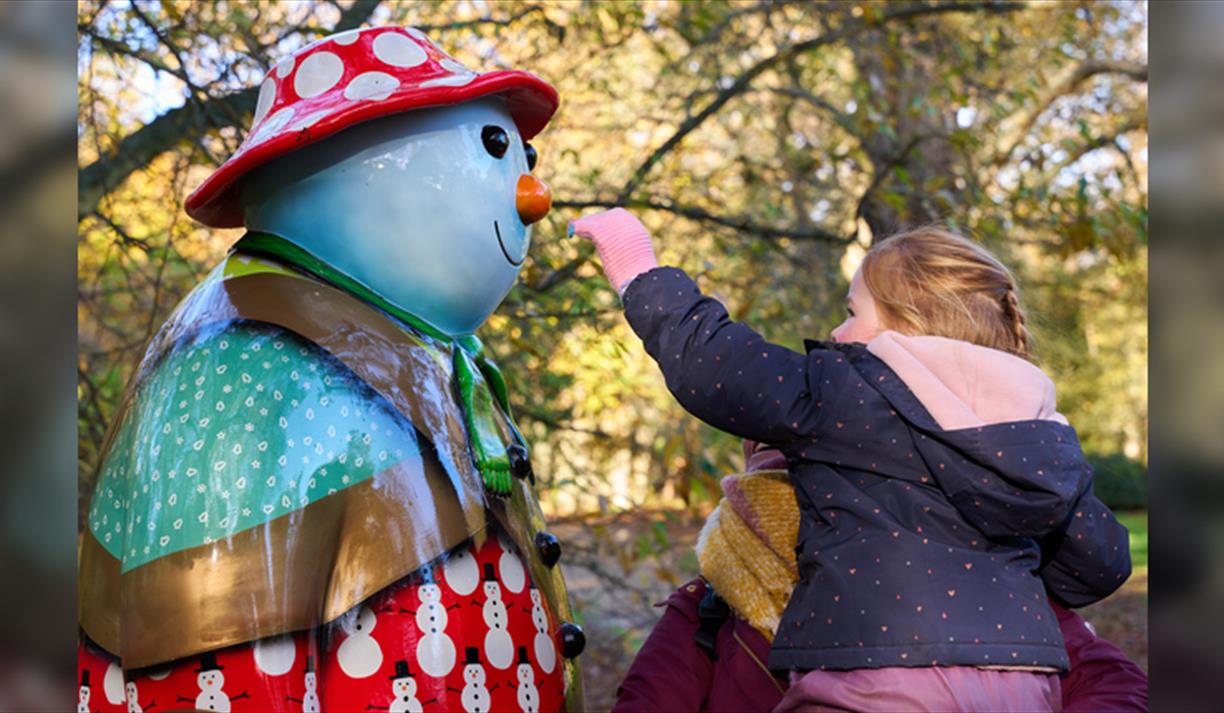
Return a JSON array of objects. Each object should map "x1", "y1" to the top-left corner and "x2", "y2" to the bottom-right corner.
[{"x1": 517, "y1": 174, "x2": 551, "y2": 225}]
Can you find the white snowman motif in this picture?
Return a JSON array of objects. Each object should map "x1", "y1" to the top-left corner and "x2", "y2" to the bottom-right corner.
[
  {"x1": 385, "y1": 660, "x2": 424, "y2": 713},
  {"x1": 301, "y1": 657, "x2": 321, "y2": 713},
  {"x1": 459, "y1": 647, "x2": 492, "y2": 713},
  {"x1": 513, "y1": 646, "x2": 540, "y2": 713},
  {"x1": 480, "y1": 563, "x2": 514, "y2": 669},
  {"x1": 497, "y1": 532, "x2": 526, "y2": 594},
  {"x1": 124, "y1": 680, "x2": 150, "y2": 713},
  {"x1": 187, "y1": 654, "x2": 248, "y2": 712},
  {"x1": 338, "y1": 605, "x2": 384, "y2": 678},
  {"x1": 103, "y1": 660, "x2": 126, "y2": 706},
  {"x1": 529, "y1": 588, "x2": 556, "y2": 674},
  {"x1": 77, "y1": 671, "x2": 92, "y2": 713},
  {"x1": 443, "y1": 544, "x2": 480, "y2": 596},
  {"x1": 412, "y1": 581, "x2": 457, "y2": 677},
  {"x1": 253, "y1": 633, "x2": 297, "y2": 676}
]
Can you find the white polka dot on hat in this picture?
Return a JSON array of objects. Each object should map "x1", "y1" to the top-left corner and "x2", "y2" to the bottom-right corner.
[{"x1": 238, "y1": 27, "x2": 484, "y2": 153}]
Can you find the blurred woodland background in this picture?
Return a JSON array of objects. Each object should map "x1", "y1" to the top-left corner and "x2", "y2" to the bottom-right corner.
[{"x1": 78, "y1": 1, "x2": 1148, "y2": 707}]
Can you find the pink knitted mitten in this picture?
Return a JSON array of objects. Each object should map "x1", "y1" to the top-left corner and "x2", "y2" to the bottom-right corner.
[{"x1": 568, "y1": 208, "x2": 659, "y2": 295}]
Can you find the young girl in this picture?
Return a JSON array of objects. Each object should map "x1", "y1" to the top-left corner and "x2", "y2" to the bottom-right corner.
[{"x1": 569, "y1": 210, "x2": 1131, "y2": 711}]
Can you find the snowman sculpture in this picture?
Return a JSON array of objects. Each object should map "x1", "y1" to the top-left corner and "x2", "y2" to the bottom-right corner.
[
  {"x1": 412, "y1": 580, "x2": 457, "y2": 678},
  {"x1": 123, "y1": 680, "x2": 154, "y2": 713},
  {"x1": 77, "y1": 671, "x2": 92, "y2": 713},
  {"x1": 184, "y1": 654, "x2": 250, "y2": 712},
  {"x1": 300, "y1": 657, "x2": 321, "y2": 713},
  {"x1": 481, "y1": 563, "x2": 515, "y2": 670},
  {"x1": 337, "y1": 606, "x2": 384, "y2": 679},
  {"x1": 78, "y1": 25, "x2": 582, "y2": 711},
  {"x1": 529, "y1": 588, "x2": 557, "y2": 675},
  {"x1": 384, "y1": 660, "x2": 425, "y2": 713},
  {"x1": 459, "y1": 647, "x2": 492, "y2": 713},
  {"x1": 513, "y1": 646, "x2": 540, "y2": 713}
]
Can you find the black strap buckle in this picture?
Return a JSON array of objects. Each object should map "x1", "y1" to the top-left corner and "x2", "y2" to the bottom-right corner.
[{"x1": 695, "y1": 585, "x2": 730, "y2": 661}]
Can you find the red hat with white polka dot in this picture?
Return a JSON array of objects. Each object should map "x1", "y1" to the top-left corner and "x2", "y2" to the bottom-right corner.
[{"x1": 185, "y1": 26, "x2": 559, "y2": 228}]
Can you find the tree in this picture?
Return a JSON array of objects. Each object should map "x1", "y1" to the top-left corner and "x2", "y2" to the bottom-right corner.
[{"x1": 79, "y1": 0, "x2": 1148, "y2": 516}]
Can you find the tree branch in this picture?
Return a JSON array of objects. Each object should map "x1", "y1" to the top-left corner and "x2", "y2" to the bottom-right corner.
[
  {"x1": 993, "y1": 59, "x2": 1148, "y2": 166},
  {"x1": 515, "y1": 406, "x2": 614, "y2": 440},
  {"x1": 554, "y1": 198, "x2": 853, "y2": 242},
  {"x1": 77, "y1": 0, "x2": 384, "y2": 221},
  {"x1": 616, "y1": 1, "x2": 1025, "y2": 202},
  {"x1": 761, "y1": 85, "x2": 860, "y2": 139},
  {"x1": 78, "y1": 88, "x2": 259, "y2": 220},
  {"x1": 1039, "y1": 117, "x2": 1147, "y2": 182},
  {"x1": 411, "y1": 5, "x2": 552, "y2": 34},
  {"x1": 525, "y1": 196, "x2": 853, "y2": 295},
  {"x1": 525, "y1": 255, "x2": 591, "y2": 294},
  {"x1": 682, "y1": 84, "x2": 860, "y2": 139},
  {"x1": 79, "y1": 25, "x2": 190, "y2": 85},
  {"x1": 675, "y1": 0, "x2": 798, "y2": 55},
  {"x1": 90, "y1": 210, "x2": 152, "y2": 252},
  {"x1": 333, "y1": 0, "x2": 382, "y2": 32}
]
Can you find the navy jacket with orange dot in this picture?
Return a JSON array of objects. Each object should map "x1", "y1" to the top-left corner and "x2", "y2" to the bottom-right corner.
[{"x1": 622, "y1": 267, "x2": 1131, "y2": 673}]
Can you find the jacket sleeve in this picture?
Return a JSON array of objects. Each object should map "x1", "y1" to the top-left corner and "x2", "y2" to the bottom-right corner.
[
  {"x1": 612, "y1": 580, "x2": 713, "y2": 713},
  {"x1": 622, "y1": 267, "x2": 840, "y2": 446},
  {"x1": 1054, "y1": 602, "x2": 1148, "y2": 712},
  {"x1": 1040, "y1": 489, "x2": 1133, "y2": 608}
]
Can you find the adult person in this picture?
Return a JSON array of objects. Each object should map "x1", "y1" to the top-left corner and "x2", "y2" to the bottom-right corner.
[{"x1": 613, "y1": 441, "x2": 1148, "y2": 712}]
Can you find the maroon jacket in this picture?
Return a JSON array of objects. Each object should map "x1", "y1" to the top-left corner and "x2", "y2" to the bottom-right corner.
[{"x1": 613, "y1": 578, "x2": 1147, "y2": 712}]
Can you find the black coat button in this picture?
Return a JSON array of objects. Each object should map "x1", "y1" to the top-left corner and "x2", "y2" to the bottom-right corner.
[
  {"x1": 535, "y1": 531, "x2": 561, "y2": 567},
  {"x1": 508, "y1": 444, "x2": 533, "y2": 482},
  {"x1": 560, "y1": 622, "x2": 585, "y2": 658}
]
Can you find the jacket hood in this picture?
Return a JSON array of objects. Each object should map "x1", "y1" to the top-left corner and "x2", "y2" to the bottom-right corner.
[
  {"x1": 852, "y1": 331, "x2": 1089, "y2": 543},
  {"x1": 866, "y1": 331, "x2": 1069, "y2": 430}
]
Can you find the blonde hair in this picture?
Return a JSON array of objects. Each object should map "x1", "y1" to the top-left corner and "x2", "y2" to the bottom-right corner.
[{"x1": 860, "y1": 225, "x2": 1034, "y2": 361}]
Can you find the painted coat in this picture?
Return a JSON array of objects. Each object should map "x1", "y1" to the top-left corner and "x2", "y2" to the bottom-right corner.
[
  {"x1": 622, "y1": 267, "x2": 1131, "y2": 672},
  {"x1": 78, "y1": 243, "x2": 582, "y2": 710}
]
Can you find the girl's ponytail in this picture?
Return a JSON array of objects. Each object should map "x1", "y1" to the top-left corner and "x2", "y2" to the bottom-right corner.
[{"x1": 1000, "y1": 287, "x2": 1032, "y2": 360}]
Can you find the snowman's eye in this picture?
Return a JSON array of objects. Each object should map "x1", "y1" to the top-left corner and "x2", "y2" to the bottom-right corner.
[
  {"x1": 481, "y1": 126, "x2": 509, "y2": 159},
  {"x1": 524, "y1": 142, "x2": 538, "y2": 171}
]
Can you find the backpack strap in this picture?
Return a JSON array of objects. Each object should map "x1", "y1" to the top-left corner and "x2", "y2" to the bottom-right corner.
[{"x1": 695, "y1": 583, "x2": 731, "y2": 661}]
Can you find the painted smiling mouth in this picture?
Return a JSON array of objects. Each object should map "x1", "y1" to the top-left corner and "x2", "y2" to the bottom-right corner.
[{"x1": 494, "y1": 220, "x2": 524, "y2": 266}]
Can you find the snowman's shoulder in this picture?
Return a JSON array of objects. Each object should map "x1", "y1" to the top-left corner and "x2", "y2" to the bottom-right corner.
[
  {"x1": 85, "y1": 320, "x2": 424, "y2": 571},
  {"x1": 122, "y1": 319, "x2": 416, "y2": 439}
]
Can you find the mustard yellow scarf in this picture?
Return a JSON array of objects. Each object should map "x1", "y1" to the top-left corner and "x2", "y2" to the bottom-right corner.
[{"x1": 694, "y1": 470, "x2": 800, "y2": 639}]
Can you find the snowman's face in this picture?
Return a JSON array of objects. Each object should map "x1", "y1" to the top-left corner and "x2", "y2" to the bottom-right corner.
[
  {"x1": 530, "y1": 589, "x2": 541, "y2": 606},
  {"x1": 463, "y1": 664, "x2": 486, "y2": 685},
  {"x1": 198, "y1": 670, "x2": 224, "y2": 689},
  {"x1": 517, "y1": 663, "x2": 533, "y2": 684},
  {"x1": 125, "y1": 681, "x2": 137, "y2": 700},
  {"x1": 241, "y1": 97, "x2": 541, "y2": 336},
  {"x1": 419, "y1": 583, "x2": 442, "y2": 604},
  {"x1": 80, "y1": 686, "x2": 90, "y2": 704},
  {"x1": 394, "y1": 676, "x2": 417, "y2": 697},
  {"x1": 304, "y1": 672, "x2": 317, "y2": 690},
  {"x1": 483, "y1": 580, "x2": 501, "y2": 600}
]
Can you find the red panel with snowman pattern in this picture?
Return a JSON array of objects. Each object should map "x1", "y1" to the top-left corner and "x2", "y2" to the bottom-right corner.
[{"x1": 78, "y1": 530, "x2": 564, "y2": 713}]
